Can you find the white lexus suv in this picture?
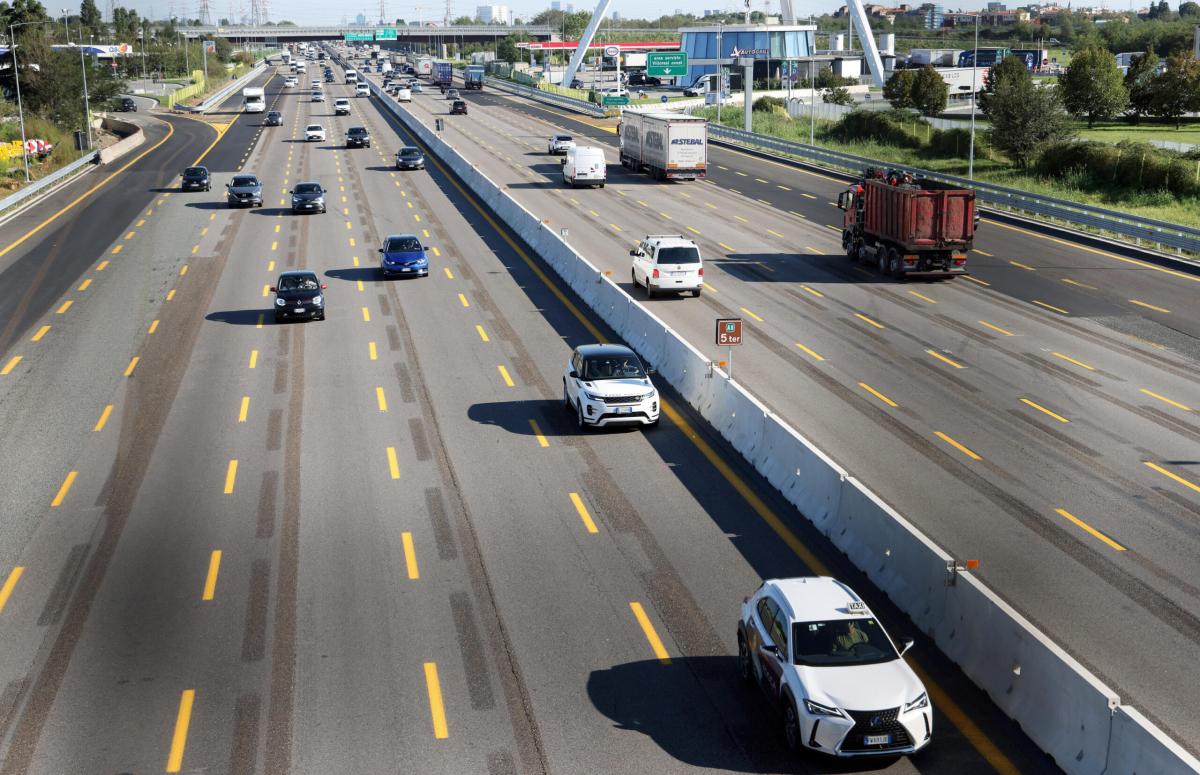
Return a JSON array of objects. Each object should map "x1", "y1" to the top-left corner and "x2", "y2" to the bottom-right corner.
[
  {"x1": 563, "y1": 344, "x2": 659, "y2": 429},
  {"x1": 738, "y1": 577, "x2": 932, "y2": 757}
]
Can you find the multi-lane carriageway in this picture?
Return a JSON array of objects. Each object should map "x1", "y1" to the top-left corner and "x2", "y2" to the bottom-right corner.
[{"x1": 0, "y1": 55, "x2": 1153, "y2": 775}]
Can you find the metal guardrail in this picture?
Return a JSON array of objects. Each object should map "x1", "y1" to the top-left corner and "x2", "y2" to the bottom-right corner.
[
  {"x1": 706, "y1": 123, "x2": 1200, "y2": 255},
  {"x1": 196, "y1": 61, "x2": 269, "y2": 112},
  {"x1": 0, "y1": 152, "x2": 97, "y2": 217},
  {"x1": 184, "y1": 24, "x2": 552, "y2": 38},
  {"x1": 483, "y1": 76, "x2": 606, "y2": 117}
]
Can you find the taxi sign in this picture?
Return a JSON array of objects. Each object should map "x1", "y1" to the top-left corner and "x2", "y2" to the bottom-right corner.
[
  {"x1": 847, "y1": 600, "x2": 868, "y2": 614},
  {"x1": 716, "y1": 318, "x2": 742, "y2": 346}
]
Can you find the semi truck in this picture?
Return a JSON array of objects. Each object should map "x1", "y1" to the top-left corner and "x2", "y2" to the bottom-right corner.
[
  {"x1": 463, "y1": 65, "x2": 485, "y2": 90},
  {"x1": 617, "y1": 112, "x2": 707, "y2": 181},
  {"x1": 432, "y1": 61, "x2": 453, "y2": 89},
  {"x1": 242, "y1": 87, "x2": 266, "y2": 113},
  {"x1": 837, "y1": 168, "x2": 975, "y2": 279}
]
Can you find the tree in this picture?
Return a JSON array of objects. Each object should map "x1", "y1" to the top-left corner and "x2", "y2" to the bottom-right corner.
[
  {"x1": 983, "y1": 56, "x2": 1073, "y2": 166},
  {"x1": 1059, "y1": 45, "x2": 1128, "y2": 127},
  {"x1": 0, "y1": 0, "x2": 50, "y2": 29},
  {"x1": 978, "y1": 55, "x2": 1029, "y2": 116},
  {"x1": 111, "y1": 6, "x2": 139, "y2": 40},
  {"x1": 911, "y1": 65, "x2": 948, "y2": 116},
  {"x1": 78, "y1": 0, "x2": 101, "y2": 31},
  {"x1": 1152, "y1": 52, "x2": 1200, "y2": 127},
  {"x1": 1147, "y1": 0, "x2": 1171, "y2": 18},
  {"x1": 452, "y1": 15, "x2": 476, "y2": 24},
  {"x1": 1123, "y1": 51, "x2": 1159, "y2": 124},
  {"x1": 882, "y1": 69, "x2": 915, "y2": 110},
  {"x1": 0, "y1": 34, "x2": 123, "y2": 127},
  {"x1": 496, "y1": 33, "x2": 529, "y2": 63},
  {"x1": 823, "y1": 86, "x2": 854, "y2": 106},
  {"x1": 1181, "y1": 0, "x2": 1200, "y2": 15}
]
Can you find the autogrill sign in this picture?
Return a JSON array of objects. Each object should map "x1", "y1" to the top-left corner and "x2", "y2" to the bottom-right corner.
[{"x1": 729, "y1": 46, "x2": 768, "y2": 57}]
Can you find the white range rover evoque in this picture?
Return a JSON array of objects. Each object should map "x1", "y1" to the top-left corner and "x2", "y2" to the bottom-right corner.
[
  {"x1": 563, "y1": 343, "x2": 659, "y2": 429},
  {"x1": 738, "y1": 577, "x2": 932, "y2": 757}
]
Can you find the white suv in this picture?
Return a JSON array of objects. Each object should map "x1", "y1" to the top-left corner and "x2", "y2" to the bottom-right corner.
[
  {"x1": 630, "y1": 235, "x2": 703, "y2": 298},
  {"x1": 547, "y1": 134, "x2": 575, "y2": 154},
  {"x1": 334, "y1": 98, "x2": 351, "y2": 115},
  {"x1": 304, "y1": 124, "x2": 326, "y2": 142},
  {"x1": 563, "y1": 344, "x2": 659, "y2": 429},
  {"x1": 738, "y1": 577, "x2": 932, "y2": 757},
  {"x1": 355, "y1": 82, "x2": 371, "y2": 97}
]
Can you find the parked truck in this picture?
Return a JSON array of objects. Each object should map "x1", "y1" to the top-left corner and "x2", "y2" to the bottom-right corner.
[
  {"x1": 432, "y1": 61, "x2": 453, "y2": 89},
  {"x1": 463, "y1": 65, "x2": 485, "y2": 90},
  {"x1": 837, "y1": 168, "x2": 975, "y2": 279},
  {"x1": 242, "y1": 87, "x2": 266, "y2": 113},
  {"x1": 617, "y1": 112, "x2": 707, "y2": 181}
]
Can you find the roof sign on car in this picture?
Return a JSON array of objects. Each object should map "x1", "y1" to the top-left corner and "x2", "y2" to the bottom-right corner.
[{"x1": 847, "y1": 601, "x2": 869, "y2": 614}]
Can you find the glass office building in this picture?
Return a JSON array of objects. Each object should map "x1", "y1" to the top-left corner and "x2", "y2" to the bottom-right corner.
[{"x1": 678, "y1": 24, "x2": 816, "y2": 85}]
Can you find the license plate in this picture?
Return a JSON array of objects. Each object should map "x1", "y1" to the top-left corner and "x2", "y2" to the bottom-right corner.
[
  {"x1": 401, "y1": 268, "x2": 411, "y2": 272},
  {"x1": 672, "y1": 271, "x2": 689, "y2": 277},
  {"x1": 864, "y1": 734, "x2": 891, "y2": 746},
  {"x1": 618, "y1": 406, "x2": 631, "y2": 413},
  {"x1": 294, "y1": 307, "x2": 304, "y2": 313}
]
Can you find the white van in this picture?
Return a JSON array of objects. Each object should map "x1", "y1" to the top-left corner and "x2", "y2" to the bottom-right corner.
[
  {"x1": 345, "y1": 68, "x2": 358, "y2": 83},
  {"x1": 355, "y1": 82, "x2": 371, "y2": 97},
  {"x1": 562, "y1": 145, "x2": 607, "y2": 189}
]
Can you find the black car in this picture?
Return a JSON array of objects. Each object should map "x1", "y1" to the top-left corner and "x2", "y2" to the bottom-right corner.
[
  {"x1": 181, "y1": 165, "x2": 211, "y2": 191},
  {"x1": 116, "y1": 96, "x2": 137, "y2": 112},
  {"x1": 450, "y1": 100, "x2": 467, "y2": 115},
  {"x1": 264, "y1": 111, "x2": 283, "y2": 126},
  {"x1": 395, "y1": 146, "x2": 425, "y2": 170},
  {"x1": 226, "y1": 174, "x2": 263, "y2": 207},
  {"x1": 290, "y1": 181, "x2": 327, "y2": 214},
  {"x1": 628, "y1": 72, "x2": 661, "y2": 87},
  {"x1": 346, "y1": 126, "x2": 371, "y2": 148},
  {"x1": 325, "y1": 72, "x2": 335, "y2": 82},
  {"x1": 271, "y1": 271, "x2": 327, "y2": 322}
]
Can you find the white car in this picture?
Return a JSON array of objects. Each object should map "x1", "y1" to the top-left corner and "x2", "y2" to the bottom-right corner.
[
  {"x1": 311, "y1": 91, "x2": 325, "y2": 102},
  {"x1": 334, "y1": 98, "x2": 351, "y2": 115},
  {"x1": 284, "y1": 76, "x2": 298, "y2": 87},
  {"x1": 738, "y1": 577, "x2": 932, "y2": 757},
  {"x1": 548, "y1": 134, "x2": 574, "y2": 154},
  {"x1": 355, "y1": 83, "x2": 371, "y2": 97},
  {"x1": 446, "y1": 87, "x2": 460, "y2": 100},
  {"x1": 304, "y1": 124, "x2": 326, "y2": 142},
  {"x1": 629, "y1": 235, "x2": 704, "y2": 298},
  {"x1": 395, "y1": 87, "x2": 412, "y2": 102},
  {"x1": 563, "y1": 343, "x2": 659, "y2": 429}
]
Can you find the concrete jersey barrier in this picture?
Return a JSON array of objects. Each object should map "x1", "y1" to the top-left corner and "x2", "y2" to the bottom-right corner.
[{"x1": 345, "y1": 54, "x2": 1200, "y2": 775}]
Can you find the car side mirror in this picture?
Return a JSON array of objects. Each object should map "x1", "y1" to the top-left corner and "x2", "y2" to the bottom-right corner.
[
  {"x1": 422, "y1": 246, "x2": 429, "y2": 250},
  {"x1": 646, "y1": 368, "x2": 656, "y2": 375},
  {"x1": 269, "y1": 286, "x2": 277, "y2": 292},
  {"x1": 225, "y1": 182, "x2": 231, "y2": 188},
  {"x1": 568, "y1": 370, "x2": 578, "y2": 379},
  {"x1": 762, "y1": 643, "x2": 779, "y2": 655},
  {"x1": 900, "y1": 638, "x2": 915, "y2": 656},
  {"x1": 560, "y1": 158, "x2": 567, "y2": 165}
]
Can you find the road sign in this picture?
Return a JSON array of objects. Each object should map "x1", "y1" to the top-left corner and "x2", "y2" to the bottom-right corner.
[
  {"x1": 344, "y1": 31, "x2": 373, "y2": 41},
  {"x1": 716, "y1": 318, "x2": 742, "y2": 346},
  {"x1": 603, "y1": 45, "x2": 620, "y2": 58},
  {"x1": 602, "y1": 94, "x2": 629, "y2": 106},
  {"x1": 647, "y1": 51, "x2": 688, "y2": 77},
  {"x1": 375, "y1": 27, "x2": 397, "y2": 40},
  {"x1": 660, "y1": 94, "x2": 668, "y2": 103}
]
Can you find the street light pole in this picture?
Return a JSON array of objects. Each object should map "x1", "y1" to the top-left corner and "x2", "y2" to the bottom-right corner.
[
  {"x1": 140, "y1": 20, "x2": 147, "y2": 80},
  {"x1": 64, "y1": 9, "x2": 93, "y2": 150},
  {"x1": 716, "y1": 22, "x2": 723, "y2": 125},
  {"x1": 9, "y1": 24, "x2": 31, "y2": 182},
  {"x1": 968, "y1": 12, "x2": 979, "y2": 179}
]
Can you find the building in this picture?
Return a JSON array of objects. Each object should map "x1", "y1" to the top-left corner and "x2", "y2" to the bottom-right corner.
[
  {"x1": 550, "y1": 0, "x2": 560, "y2": 10},
  {"x1": 677, "y1": 22, "x2": 816, "y2": 87},
  {"x1": 476, "y1": 3, "x2": 513, "y2": 23},
  {"x1": 612, "y1": 10, "x2": 621, "y2": 20},
  {"x1": 922, "y1": 4, "x2": 944, "y2": 28}
]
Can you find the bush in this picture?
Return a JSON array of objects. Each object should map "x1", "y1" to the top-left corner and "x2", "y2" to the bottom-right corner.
[
  {"x1": 753, "y1": 95, "x2": 785, "y2": 112},
  {"x1": 828, "y1": 109, "x2": 924, "y2": 148},
  {"x1": 1033, "y1": 139, "x2": 1200, "y2": 197}
]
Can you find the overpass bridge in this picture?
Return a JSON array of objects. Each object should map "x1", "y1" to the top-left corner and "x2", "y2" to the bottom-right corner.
[{"x1": 181, "y1": 24, "x2": 555, "y2": 44}]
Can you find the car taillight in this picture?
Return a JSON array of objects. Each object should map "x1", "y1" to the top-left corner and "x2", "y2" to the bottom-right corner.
[
  {"x1": 698, "y1": 267, "x2": 704, "y2": 277},
  {"x1": 953, "y1": 258, "x2": 967, "y2": 266},
  {"x1": 652, "y1": 268, "x2": 660, "y2": 279}
]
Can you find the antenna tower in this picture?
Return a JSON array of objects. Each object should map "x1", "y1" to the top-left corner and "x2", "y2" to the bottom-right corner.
[
  {"x1": 379, "y1": 0, "x2": 386, "y2": 23},
  {"x1": 197, "y1": 0, "x2": 211, "y2": 24}
]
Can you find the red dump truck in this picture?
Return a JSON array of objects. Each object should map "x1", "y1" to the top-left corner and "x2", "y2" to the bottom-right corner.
[{"x1": 838, "y1": 169, "x2": 976, "y2": 279}]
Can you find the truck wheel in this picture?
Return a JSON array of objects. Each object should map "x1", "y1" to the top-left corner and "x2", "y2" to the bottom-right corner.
[
  {"x1": 878, "y1": 248, "x2": 890, "y2": 275},
  {"x1": 889, "y1": 252, "x2": 905, "y2": 280}
]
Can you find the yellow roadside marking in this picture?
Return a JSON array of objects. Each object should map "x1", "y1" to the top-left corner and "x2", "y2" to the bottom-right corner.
[
  {"x1": 50, "y1": 471, "x2": 77, "y2": 507},
  {"x1": 402, "y1": 532, "x2": 420, "y2": 579},
  {"x1": 56, "y1": 300, "x2": 72, "y2": 314},
  {"x1": 1009, "y1": 260, "x2": 1036, "y2": 271},
  {"x1": 909, "y1": 291, "x2": 936, "y2": 304},
  {"x1": 528, "y1": 419, "x2": 549, "y2": 448},
  {"x1": 740, "y1": 307, "x2": 764, "y2": 322},
  {"x1": 1051, "y1": 352, "x2": 1094, "y2": 371},
  {"x1": 978, "y1": 320, "x2": 1014, "y2": 336},
  {"x1": 569, "y1": 492, "x2": 598, "y2": 534},
  {"x1": 859, "y1": 382, "x2": 898, "y2": 407},
  {"x1": 78, "y1": 279, "x2": 92, "y2": 291},
  {"x1": 423, "y1": 663, "x2": 449, "y2": 739},
  {"x1": 1055, "y1": 508, "x2": 1126, "y2": 551},
  {"x1": 96, "y1": 260, "x2": 109, "y2": 271},
  {"x1": 376, "y1": 386, "x2": 389, "y2": 412},
  {"x1": 386, "y1": 447, "x2": 401, "y2": 480},
  {"x1": 717, "y1": 242, "x2": 735, "y2": 253},
  {"x1": 926, "y1": 350, "x2": 965, "y2": 369},
  {"x1": 368, "y1": 342, "x2": 377, "y2": 361},
  {"x1": 629, "y1": 602, "x2": 671, "y2": 663},
  {"x1": 1130, "y1": 299, "x2": 1170, "y2": 314},
  {"x1": 1139, "y1": 389, "x2": 1191, "y2": 412},
  {"x1": 0, "y1": 566, "x2": 24, "y2": 614},
  {"x1": 934, "y1": 431, "x2": 982, "y2": 461},
  {"x1": 123, "y1": 356, "x2": 139, "y2": 377},
  {"x1": 166, "y1": 289, "x2": 176, "y2": 301},
  {"x1": 475, "y1": 325, "x2": 489, "y2": 342},
  {"x1": 248, "y1": 350, "x2": 258, "y2": 369},
  {"x1": 1144, "y1": 461, "x2": 1200, "y2": 495},
  {"x1": 30, "y1": 325, "x2": 50, "y2": 342},
  {"x1": 238, "y1": 396, "x2": 250, "y2": 423},
  {"x1": 854, "y1": 313, "x2": 885, "y2": 330},
  {"x1": 497, "y1": 365, "x2": 515, "y2": 387},
  {"x1": 795, "y1": 342, "x2": 825, "y2": 361},
  {"x1": 201, "y1": 551, "x2": 222, "y2": 601},
  {"x1": 1020, "y1": 398, "x2": 1069, "y2": 423},
  {"x1": 93, "y1": 404, "x2": 113, "y2": 432},
  {"x1": 223, "y1": 460, "x2": 238, "y2": 494},
  {"x1": 165, "y1": 689, "x2": 196, "y2": 773},
  {"x1": 1032, "y1": 300, "x2": 1068, "y2": 315}
]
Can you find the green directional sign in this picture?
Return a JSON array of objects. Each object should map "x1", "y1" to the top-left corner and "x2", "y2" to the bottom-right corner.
[
  {"x1": 344, "y1": 31, "x2": 373, "y2": 41},
  {"x1": 375, "y1": 27, "x2": 397, "y2": 40},
  {"x1": 602, "y1": 94, "x2": 630, "y2": 106},
  {"x1": 647, "y1": 51, "x2": 688, "y2": 77}
]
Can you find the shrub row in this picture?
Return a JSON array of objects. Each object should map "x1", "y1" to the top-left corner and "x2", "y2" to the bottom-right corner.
[{"x1": 1033, "y1": 139, "x2": 1200, "y2": 197}]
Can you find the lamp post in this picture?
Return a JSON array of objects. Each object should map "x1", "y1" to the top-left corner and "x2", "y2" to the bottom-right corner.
[
  {"x1": 716, "y1": 22, "x2": 723, "y2": 125},
  {"x1": 968, "y1": 12, "x2": 979, "y2": 179},
  {"x1": 139, "y1": 20, "x2": 147, "y2": 80},
  {"x1": 62, "y1": 9, "x2": 93, "y2": 150},
  {"x1": 8, "y1": 20, "x2": 58, "y2": 182}
]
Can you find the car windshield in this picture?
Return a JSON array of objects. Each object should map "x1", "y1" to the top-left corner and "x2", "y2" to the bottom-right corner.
[
  {"x1": 268, "y1": 112, "x2": 280, "y2": 118},
  {"x1": 582, "y1": 355, "x2": 646, "y2": 381},
  {"x1": 231, "y1": 176, "x2": 257, "y2": 187},
  {"x1": 294, "y1": 183, "x2": 321, "y2": 194},
  {"x1": 277, "y1": 274, "x2": 320, "y2": 291},
  {"x1": 399, "y1": 149, "x2": 420, "y2": 157},
  {"x1": 791, "y1": 618, "x2": 898, "y2": 666},
  {"x1": 656, "y1": 246, "x2": 701, "y2": 265},
  {"x1": 555, "y1": 135, "x2": 572, "y2": 142},
  {"x1": 307, "y1": 125, "x2": 322, "y2": 131},
  {"x1": 385, "y1": 237, "x2": 421, "y2": 252},
  {"x1": 350, "y1": 127, "x2": 367, "y2": 135},
  {"x1": 185, "y1": 167, "x2": 206, "y2": 176}
]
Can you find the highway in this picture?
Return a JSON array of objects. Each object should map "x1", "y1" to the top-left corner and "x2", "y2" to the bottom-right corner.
[
  {"x1": 379, "y1": 68, "x2": 1200, "y2": 752},
  {"x1": 0, "y1": 59, "x2": 1060, "y2": 773}
]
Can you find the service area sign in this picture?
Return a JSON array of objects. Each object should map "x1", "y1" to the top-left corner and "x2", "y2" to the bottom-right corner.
[
  {"x1": 375, "y1": 27, "x2": 398, "y2": 40},
  {"x1": 344, "y1": 31, "x2": 373, "y2": 41},
  {"x1": 602, "y1": 94, "x2": 629, "y2": 106},
  {"x1": 603, "y1": 45, "x2": 620, "y2": 58},
  {"x1": 647, "y1": 51, "x2": 688, "y2": 77},
  {"x1": 716, "y1": 318, "x2": 742, "y2": 345}
]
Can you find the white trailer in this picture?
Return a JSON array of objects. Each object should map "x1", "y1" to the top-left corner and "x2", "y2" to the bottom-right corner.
[{"x1": 617, "y1": 111, "x2": 707, "y2": 181}]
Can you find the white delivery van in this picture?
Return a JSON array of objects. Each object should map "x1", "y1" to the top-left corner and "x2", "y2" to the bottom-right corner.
[
  {"x1": 345, "y1": 68, "x2": 358, "y2": 83},
  {"x1": 562, "y1": 145, "x2": 607, "y2": 189}
]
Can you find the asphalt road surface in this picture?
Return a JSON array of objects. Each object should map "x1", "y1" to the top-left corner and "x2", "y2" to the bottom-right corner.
[
  {"x1": 0, "y1": 59, "x2": 1078, "y2": 774},
  {"x1": 368, "y1": 68, "x2": 1200, "y2": 755}
]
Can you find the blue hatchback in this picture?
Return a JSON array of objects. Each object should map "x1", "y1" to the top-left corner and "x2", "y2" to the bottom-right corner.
[{"x1": 379, "y1": 234, "x2": 429, "y2": 277}]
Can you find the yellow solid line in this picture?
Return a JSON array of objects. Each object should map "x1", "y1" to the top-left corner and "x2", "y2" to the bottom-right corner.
[
  {"x1": 248, "y1": 350, "x2": 258, "y2": 369},
  {"x1": 498, "y1": 365, "x2": 515, "y2": 387},
  {"x1": 165, "y1": 689, "x2": 195, "y2": 773},
  {"x1": 934, "y1": 431, "x2": 982, "y2": 461},
  {"x1": 123, "y1": 356, "x2": 139, "y2": 377},
  {"x1": 423, "y1": 662, "x2": 449, "y2": 739},
  {"x1": 202, "y1": 550, "x2": 221, "y2": 601},
  {"x1": 368, "y1": 342, "x2": 378, "y2": 361},
  {"x1": 1009, "y1": 260, "x2": 1036, "y2": 271},
  {"x1": 1052, "y1": 352, "x2": 1095, "y2": 371},
  {"x1": 94, "y1": 404, "x2": 114, "y2": 431},
  {"x1": 0, "y1": 566, "x2": 24, "y2": 614},
  {"x1": 702, "y1": 282, "x2": 718, "y2": 293},
  {"x1": 386, "y1": 447, "x2": 401, "y2": 480},
  {"x1": 795, "y1": 342, "x2": 825, "y2": 361},
  {"x1": 148, "y1": 319, "x2": 159, "y2": 334},
  {"x1": 629, "y1": 602, "x2": 671, "y2": 663},
  {"x1": 376, "y1": 386, "x2": 389, "y2": 412},
  {"x1": 739, "y1": 307, "x2": 764, "y2": 323},
  {"x1": 361, "y1": 307, "x2": 371, "y2": 322},
  {"x1": 238, "y1": 396, "x2": 250, "y2": 423},
  {"x1": 926, "y1": 350, "x2": 965, "y2": 369},
  {"x1": 1021, "y1": 398, "x2": 1069, "y2": 423},
  {"x1": 1130, "y1": 299, "x2": 1170, "y2": 314},
  {"x1": 854, "y1": 313, "x2": 885, "y2": 330},
  {"x1": 978, "y1": 320, "x2": 1014, "y2": 336},
  {"x1": 78, "y1": 278, "x2": 92, "y2": 291},
  {"x1": 1144, "y1": 461, "x2": 1200, "y2": 495},
  {"x1": 1032, "y1": 299, "x2": 1069, "y2": 315},
  {"x1": 529, "y1": 419, "x2": 549, "y2": 448},
  {"x1": 458, "y1": 293, "x2": 470, "y2": 308},
  {"x1": 223, "y1": 460, "x2": 238, "y2": 494},
  {"x1": 909, "y1": 291, "x2": 937, "y2": 304},
  {"x1": 858, "y1": 382, "x2": 898, "y2": 408},
  {"x1": 1055, "y1": 508, "x2": 1126, "y2": 551},
  {"x1": 50, "y1": 470, "x2": 77, "y2": 507},
  {"x1": 56, "y1": 300, "x2": 72, "y2": 314},
  {"x1": 1139, "y1": 389, "x2": 1191, "y2": 412},
  {"x1": 30, "y1": 325, "x2": 50, "y2": 342},
  {"x1": 475, "y1": 325, "x2": 490, "y2": 342},
  {"x1": 401, "y1": 532, "x2": 420, "y2": 579},
  {"x1": 569, "y1": 492, "x2": 599, "y2": 534}
]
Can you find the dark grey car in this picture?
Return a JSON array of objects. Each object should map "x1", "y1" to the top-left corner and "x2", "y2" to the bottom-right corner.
[
  {"x1": 226, "y1": 174, "x2": 263, "y2": 207},
  {"x1": 395, "y1": 146, "x2": 424, "y2": 170},
  {"x1": 290, "y1": 181, "x2": 326, "y2": 214}
]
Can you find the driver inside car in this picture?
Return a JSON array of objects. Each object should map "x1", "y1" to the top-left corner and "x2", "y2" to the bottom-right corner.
[{"x1": 832, "y1": 620, "x2": 869, "y2": 652}]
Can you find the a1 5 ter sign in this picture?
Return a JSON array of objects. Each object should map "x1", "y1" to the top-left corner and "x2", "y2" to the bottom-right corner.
[{"x1": 716, "y1": 318, "x2": 742, "y2": 345}]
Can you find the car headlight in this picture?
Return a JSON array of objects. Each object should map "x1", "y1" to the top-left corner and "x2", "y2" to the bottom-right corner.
[
  {"x1": 582, "y1": 391, "x2": 601, "y2": 402},
  {"x1": 275, "y1": 298, "x2": 286, "y2": 306},
  {"x1": 312, "y1": 295, "x2": 323, "y2": 305},
  {"x1": 902, "y1": 692, "x2": 928, "y2": 713},
  {"x1": 803, "y1": 699, "x2": 846, "y2": 718}
]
